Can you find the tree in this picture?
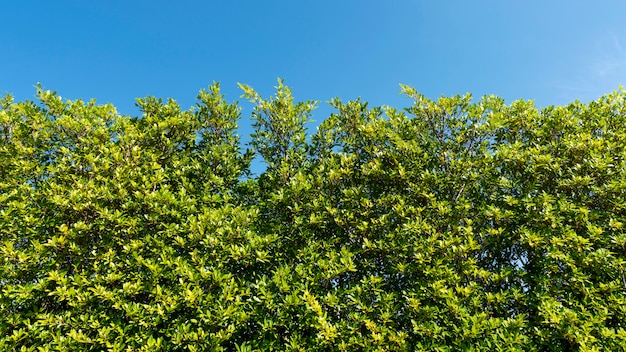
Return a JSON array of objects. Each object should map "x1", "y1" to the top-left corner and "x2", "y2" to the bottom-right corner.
[{"x1": 1, "y1": 82, "x2": 625, "y2": 350}]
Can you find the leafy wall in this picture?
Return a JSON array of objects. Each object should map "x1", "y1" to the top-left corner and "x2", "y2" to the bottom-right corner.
[{"x1": 1, "y1": 81, "x2": 625, "y2": 351}]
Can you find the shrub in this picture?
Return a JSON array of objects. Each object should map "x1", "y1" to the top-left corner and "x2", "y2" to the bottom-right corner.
[{"x1": 1, "y1": 81, "x2": 625, "y2": 350}]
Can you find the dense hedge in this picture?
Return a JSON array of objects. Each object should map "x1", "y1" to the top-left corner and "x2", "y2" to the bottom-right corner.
[{"x1": 1, "y1": 81, "x2": 626, "y2": 351}]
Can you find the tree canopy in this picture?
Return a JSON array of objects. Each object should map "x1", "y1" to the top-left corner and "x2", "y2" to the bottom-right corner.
[{"x1": 1, "y1": 81, "x2": 626, "y2": 351}]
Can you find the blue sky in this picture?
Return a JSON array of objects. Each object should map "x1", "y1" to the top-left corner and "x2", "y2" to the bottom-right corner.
[{"x1": 2, "y1": 0, "x2": 626, "y2": 139}]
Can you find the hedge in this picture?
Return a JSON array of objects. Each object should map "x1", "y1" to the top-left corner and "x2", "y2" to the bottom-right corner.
[{"x1": 1, "y1": 81, "x2": 625, "y2": 351}]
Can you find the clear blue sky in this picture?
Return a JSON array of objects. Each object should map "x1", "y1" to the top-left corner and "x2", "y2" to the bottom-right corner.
[{"x1": 2, "y1": 0, "x2": 626, "y2": 136}]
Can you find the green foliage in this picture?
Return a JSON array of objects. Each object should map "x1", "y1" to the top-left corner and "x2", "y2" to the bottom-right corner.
[{"x1": 1, "y1": 81, "x2": 626, "y2": 350}]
